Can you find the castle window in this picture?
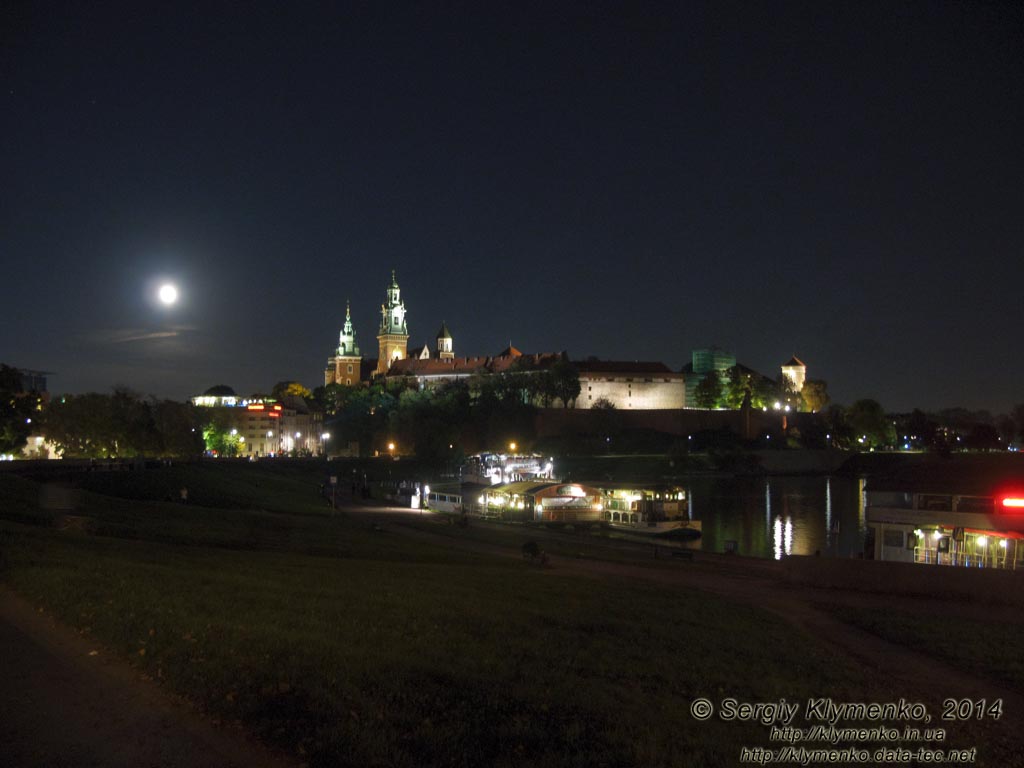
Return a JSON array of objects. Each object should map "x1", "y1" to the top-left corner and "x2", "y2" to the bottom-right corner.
[{"x1": 347, "y1": 365, "x2": 353, "y2": 374}]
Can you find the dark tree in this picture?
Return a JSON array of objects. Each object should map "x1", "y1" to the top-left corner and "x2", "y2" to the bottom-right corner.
[
  {"x1": 694, "y1": 371, "x2": 723, "y2": 409},
  {"x1": 847, "y1": 399, "x2": 894, "y2": 449},
  {"x1": 723, "y1": 366, "x2": 752, "y2": 410},
  {"x1": 964, "y1": 424, "x2": 1001, "y2": 451},
  {"x1": 0, "y1": 364, "x2": 39, "y2": 454},
  {"x1": 800, "y1": 380, "x2": 830, "y2": 413},
  {"x1": 47, "y1": 390, "x2": 202, "y2": 458},
  {"x1": 546, "y1": 360, "x2": 580, "y2": 409}
]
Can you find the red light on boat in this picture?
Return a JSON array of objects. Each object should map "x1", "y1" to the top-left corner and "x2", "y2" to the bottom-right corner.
[{"x1": 1001, "y1": 498, "x2": 1024, "y2": 509}]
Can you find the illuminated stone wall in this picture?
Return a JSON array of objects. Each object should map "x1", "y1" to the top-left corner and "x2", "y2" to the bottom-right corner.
[{"x1": 578, "y1": 374, "x2": 685, "y2": 409}]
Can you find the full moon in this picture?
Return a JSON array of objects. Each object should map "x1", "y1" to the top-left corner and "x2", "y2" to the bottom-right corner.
[{"x1": 158, "y1": 283, "x2": 178, "y2": 305}]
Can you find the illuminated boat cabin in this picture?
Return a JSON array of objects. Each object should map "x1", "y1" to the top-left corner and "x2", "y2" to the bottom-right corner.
[
  {"x1": 866, "y1": 461, "x2": 1024, "y2": 570},
  {"x1": 597, "y1": 484, "x2": 688, "y2": 525},
  {"x1": 475, "y1": 482, "x2": 603, "y2": 523}
]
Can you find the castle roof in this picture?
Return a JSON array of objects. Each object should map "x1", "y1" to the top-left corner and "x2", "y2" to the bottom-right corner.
[
  {"x1": 783, "y1": 356, "x2": 806, "y2": 368},
  {"x1": 388, "y1": 351, "x2": 564, "y2": 378},
  {"x1": 575, "y1": 360, "x2": 675, "y2": 374},
  {"x1": 436, "y1": 321, "x2": 452, "y2": 340}
]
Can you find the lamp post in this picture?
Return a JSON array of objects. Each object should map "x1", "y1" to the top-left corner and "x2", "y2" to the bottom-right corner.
[
  {"x1": 267, "y1": 431, "x2": 274, "y2": 457},
  {"x1": 321, "y1": 432, "x2": 331, "y2": 459}
]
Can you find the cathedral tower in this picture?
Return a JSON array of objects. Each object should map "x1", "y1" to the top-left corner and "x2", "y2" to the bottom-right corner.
[
  {"x1": 376, "y1": 269, "x2": 409, "y2": 374},
  {"x1": 436, "y1": 321, "x2": 454, "y2": 361},
  {"x1": 325, "y1": 300, "x2": 363, "y2": 386}
]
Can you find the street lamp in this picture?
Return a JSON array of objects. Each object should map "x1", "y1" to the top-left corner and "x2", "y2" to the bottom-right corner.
[
  {"x1": 267, "y1": 430, "x2": 274, "y2": 456},
  {"x1": 509, "y1": 441, "x2": 517, "y2": 452}
]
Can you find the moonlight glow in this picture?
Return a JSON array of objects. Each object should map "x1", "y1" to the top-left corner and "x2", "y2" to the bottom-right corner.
[{"x1": 158, "y1": 283, "x2": 178, "y2": 305}]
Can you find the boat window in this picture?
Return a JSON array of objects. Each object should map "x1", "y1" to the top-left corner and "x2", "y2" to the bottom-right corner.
[
  {"x1": 883, "y1": 530, "x2": 904, "y2": 548},
  {"x1": 917, "y1": 494, "x2": 952, "y2": 512},
  {"x1": 955, "y1": 496, "x2": 994, "y2": 513}
]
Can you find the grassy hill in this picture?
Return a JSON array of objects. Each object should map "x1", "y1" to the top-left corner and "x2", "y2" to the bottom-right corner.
[{"x1": 0, "y1": 462, "x2": 948, "y2": 767}]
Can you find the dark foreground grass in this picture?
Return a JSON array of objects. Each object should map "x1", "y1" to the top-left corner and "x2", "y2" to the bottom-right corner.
[
  {"x1": 820, "y1": 602, "x2": 1024, "y2": 694},
  {"x1": 0, "y1": 467, "x2": 928, "y2": 766}
]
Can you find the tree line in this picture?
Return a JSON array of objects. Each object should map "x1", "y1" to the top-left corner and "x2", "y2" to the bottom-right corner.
[
  {"x1": 692, "y1": 366, "x2": 830, "y2": 412},
  {"x1": 313, "y1": 361, "x2": 582, "y2": 466},
  {"x1": 4, "y1": 360, "x2": 1024, "y2": 460}
]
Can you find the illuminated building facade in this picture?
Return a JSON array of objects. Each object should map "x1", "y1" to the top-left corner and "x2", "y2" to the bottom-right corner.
[
  {"x1": 781, "y1": 356, "x2": 807, "y2": 392},
  {"x1": 191, "y1": 387, "x2": 324, "y2": 456},
  {"x1": 575, "y1": 360, "x2": 685, "y2": 409}
]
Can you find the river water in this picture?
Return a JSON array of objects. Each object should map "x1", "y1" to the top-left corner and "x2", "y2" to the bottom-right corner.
[{"x1": 683, "y1": 475, "x2": 868, "y2": 559}]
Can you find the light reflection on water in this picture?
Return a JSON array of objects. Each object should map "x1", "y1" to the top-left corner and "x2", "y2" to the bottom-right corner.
[{"x1": 685, "y1": 475, "x2": 868, "y2": 559}]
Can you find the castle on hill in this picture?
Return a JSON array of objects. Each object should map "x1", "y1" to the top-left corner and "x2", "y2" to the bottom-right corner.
[
  {"x1": 324, "y1": 270, "x2": 810, "y2": 412},
  {"x1": 325, "y1": 270, "x2": 567, "y2": 389}
]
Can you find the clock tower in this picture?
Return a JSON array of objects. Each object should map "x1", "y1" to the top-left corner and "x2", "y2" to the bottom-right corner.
[{"x1": 376, "y1": 269, "x2": 410, "y2": 374}]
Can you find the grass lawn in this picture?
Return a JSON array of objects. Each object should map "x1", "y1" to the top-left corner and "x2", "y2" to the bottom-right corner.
[
  {"x1": 819, "y1": 602, "x2": 1024, "y2": 693},
  {"x1": 0, "y1": 465, "x2": 953, "y2": 767}
]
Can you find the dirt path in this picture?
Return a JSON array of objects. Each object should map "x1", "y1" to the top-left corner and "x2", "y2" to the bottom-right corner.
[
  {"x1": 0, "y1": 588, "x2": 297, "y2": 768},
  {"x1": 356, "y1": 505, "x2": 1024, "y2": 747}
]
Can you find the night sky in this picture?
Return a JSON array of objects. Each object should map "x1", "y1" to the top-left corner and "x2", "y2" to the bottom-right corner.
[{"x1": 3, "y1": 2, "x2": 1022, "y2": 413}]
